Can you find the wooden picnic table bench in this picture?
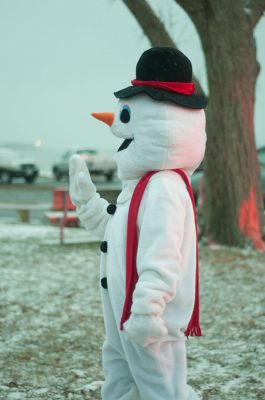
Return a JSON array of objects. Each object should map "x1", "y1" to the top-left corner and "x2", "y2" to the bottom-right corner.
[
  {"x1": 44, "y1": 187, "x2": 79, "y2": 244},
  {"x1": 0, "y1": 202, "x2": 52, "y2": 223},
  {"x1": 0, "y1": 185, "x2": 121, "y2": 243},
  {"x1": 45, "y1": 187, "x2": 78, "y2": 227}
]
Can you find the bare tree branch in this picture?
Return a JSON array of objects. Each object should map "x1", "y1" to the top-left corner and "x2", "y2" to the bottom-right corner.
[
  {"x1": 173, "y1": 0, "x2": 205, "y2": 20},
  {"x1": 246, "y1": 0, "x2": 265, "y2": 27},
  {"x1": 122, "y1": 0, "x2": 176, "y2": 47},
  {"x1": 122, "y1": 0, "x2": 206, "y2": 95}
]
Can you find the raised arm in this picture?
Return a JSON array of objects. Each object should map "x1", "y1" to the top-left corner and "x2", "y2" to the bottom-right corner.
[{"x1": 69, "y1": 155, "x2": 111, "y2": 239}]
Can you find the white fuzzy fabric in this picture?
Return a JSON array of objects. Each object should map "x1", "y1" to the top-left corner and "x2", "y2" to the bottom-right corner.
[
  {"x1": 76, "y1": 193, "x2": 110, "y2": 240},
  {"x1": 73, "y1": 171, "x2": 200, "y2": 399},
  {"x1": 69, "y1": 155, "x2": 97, "y2": 205},
  {"x1": 71, "y1": 94, "x2": 206, "y2": 399},
  {"x1": 102, "y1": 285, "x2": 200, "y2": 400},
  {"x1": 104, "y1": 171, "x2": 197, "y2": 343},
  {"x1": 69, "y1": 155, "x2": 110, "y2": 240},
  {"x1": 112, "y1": 94, "x2": 206, "y2": 180},
  {"x1": 123, "y1": 313, "x2": 168, "y2": 347}
]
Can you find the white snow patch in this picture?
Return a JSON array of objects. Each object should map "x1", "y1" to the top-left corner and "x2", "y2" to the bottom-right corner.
[
  {"x1": 0, "y1": 223, "x2": 265, "y2": 399},
  {"x1": 0, "y1": 221, "x2": 99, "y2": 243},
  {"x1": 78, "y1": 380, "x2": 104, "y2": 392}
]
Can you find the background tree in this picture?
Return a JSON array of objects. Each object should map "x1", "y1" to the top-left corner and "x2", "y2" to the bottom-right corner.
[{"x1": 123, "y1": 0, "x2": 265, "y2": 250}]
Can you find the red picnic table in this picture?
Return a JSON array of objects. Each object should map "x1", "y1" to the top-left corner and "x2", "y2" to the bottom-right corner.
[{"x1": 45, "y1": 187, "x2": 79, "y2": 244}]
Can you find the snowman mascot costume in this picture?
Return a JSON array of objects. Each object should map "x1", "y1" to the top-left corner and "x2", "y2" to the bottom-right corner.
[{"x1": 69, "y1": 47, "x2": 207, "y2": 400}]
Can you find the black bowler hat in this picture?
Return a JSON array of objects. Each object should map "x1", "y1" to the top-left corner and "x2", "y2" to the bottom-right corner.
[{"x1": 114, "y1": 47, "x2": 207, "y2": 109}]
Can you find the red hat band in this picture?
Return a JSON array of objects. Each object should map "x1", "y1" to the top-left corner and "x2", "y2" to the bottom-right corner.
[{"x1": 131, "y1": 79, "x2": 195, "y2": 96}]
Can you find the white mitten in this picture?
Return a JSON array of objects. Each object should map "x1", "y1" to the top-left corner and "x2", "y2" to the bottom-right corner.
[
  {"x1": 69, "y1": 154, "x2": 96, "y2": 206},
  {"x1": 123, "y1": 314, "x2": 168, "y2": 347}
]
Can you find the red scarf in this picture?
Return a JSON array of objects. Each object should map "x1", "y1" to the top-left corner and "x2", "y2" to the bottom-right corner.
[{"x1": 120, "y1": 169, "x2": 202, "y2": 337}]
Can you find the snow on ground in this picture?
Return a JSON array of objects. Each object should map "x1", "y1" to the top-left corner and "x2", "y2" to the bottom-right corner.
[{"x1": 0, "y1": 222, "x2": 265, "y2": 399}]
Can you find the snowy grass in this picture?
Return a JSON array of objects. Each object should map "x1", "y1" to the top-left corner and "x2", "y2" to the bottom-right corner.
[{"x1": 0, "y1": 223, "x2": 264, "y2": 399}]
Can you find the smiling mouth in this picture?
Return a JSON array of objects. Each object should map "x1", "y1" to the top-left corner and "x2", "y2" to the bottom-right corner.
[{"x1": 117, "y1": 138, "x2": 133, "y2": 152}]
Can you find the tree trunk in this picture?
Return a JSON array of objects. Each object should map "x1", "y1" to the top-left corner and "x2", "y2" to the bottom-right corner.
[
  {"x1": 190, "y1": 1, "x2": 265, "y2": 249},
  {"x1": 122, "y1": 0, "x2": 265, "y2": 249}
]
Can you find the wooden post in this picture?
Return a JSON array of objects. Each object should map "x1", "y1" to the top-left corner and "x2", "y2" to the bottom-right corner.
[
  {"x1": 18, "y1": 209, "x2": 30, "y2": 223},
  {"x1": 60, "y1": 190, "x2": 67, "y2": 245}
]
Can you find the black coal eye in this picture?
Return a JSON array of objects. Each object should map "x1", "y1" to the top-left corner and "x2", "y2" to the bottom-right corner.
[{"x1": 120, "y1": 105, "x2": 131, "y2": 123}]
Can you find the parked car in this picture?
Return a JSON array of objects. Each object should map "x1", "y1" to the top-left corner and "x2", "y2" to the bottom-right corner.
[
  {"x1": 258, "y1": 146, "x2": 265, "y2": 199},
  {"x1": 190, "y1": 163, "x2": 204, "y2": 205},
  {"x1": 191, "y1": 147, "x2": 265, "y2": 205},
  {"x1": 0, "y1": 148, "x2": 39, "y2": 184},
  {"x1": 52, "y1": 148, "x2": 117, "y2": 181}
]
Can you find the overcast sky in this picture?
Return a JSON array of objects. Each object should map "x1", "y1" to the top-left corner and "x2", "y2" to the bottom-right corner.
[{"x1": 0, "y1": 0, "x2": 264, "y2": 156}]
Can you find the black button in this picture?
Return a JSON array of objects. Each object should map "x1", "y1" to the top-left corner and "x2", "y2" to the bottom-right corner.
[
  {"x1": 100, "y1": 241, "x2": 108, "y2": 253},
  {"x1": 107, "y1": 204, "x2": 117, "y2": 215},
  {"x1": 101, "y1": 277, "x2": 108, "y2": 289}
]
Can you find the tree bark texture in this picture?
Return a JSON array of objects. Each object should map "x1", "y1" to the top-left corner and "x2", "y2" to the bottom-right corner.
[
  {"x1": 180, "y1": 0, "x2": 265, "y2": 249},
  {"x1": 122, "y1": 0, "x2": 265, "y2": 249}
]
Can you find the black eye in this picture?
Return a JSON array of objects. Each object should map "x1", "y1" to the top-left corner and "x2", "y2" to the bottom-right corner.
[{"x1": 120, "y1": 105, "x2": 131, "y2": 123}]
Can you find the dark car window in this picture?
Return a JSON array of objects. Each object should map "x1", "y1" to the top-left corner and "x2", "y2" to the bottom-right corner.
[
  {"x1": 195, "y1": 162, "x2": 204, "y2": 172},
  {"x1": 258, "y1": 149, "x2": 265, "y2": 166},
  {"x1": 77, "y1": 150, "x2": 97, "y2": 155}
]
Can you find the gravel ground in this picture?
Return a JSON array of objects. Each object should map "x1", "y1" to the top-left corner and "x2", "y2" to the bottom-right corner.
[{"x1": 0, "y1": 223, "x2": 264, "y2": 400}]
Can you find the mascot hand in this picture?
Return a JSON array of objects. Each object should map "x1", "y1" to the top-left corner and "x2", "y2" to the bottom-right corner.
[
  {"x1": 123, "y1": 314, "x2": 168, "y2": 347},
  {"x1": 69, "y1": 154, "x2": 96, "y2": 206}
]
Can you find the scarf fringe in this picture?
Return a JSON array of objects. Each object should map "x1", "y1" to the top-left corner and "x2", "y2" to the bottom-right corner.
[{"x1": 185, "y1": 316, "x2": 202, "y2": 337}]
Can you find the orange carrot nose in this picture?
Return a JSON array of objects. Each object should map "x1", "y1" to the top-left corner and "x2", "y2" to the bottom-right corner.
[{"x1": 91, "y1": 112, "x2": 114, "y2": 127}]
